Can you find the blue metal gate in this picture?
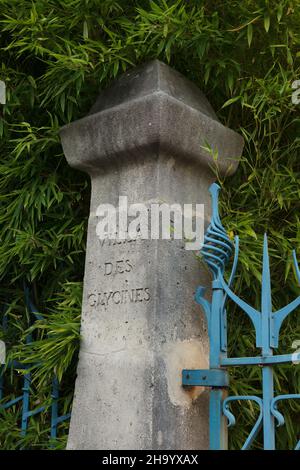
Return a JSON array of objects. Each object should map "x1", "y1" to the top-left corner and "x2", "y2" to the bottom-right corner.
[
  {"x1": 0, "y1": 287, "x2": 70, "y2": 440},
  {"x1": 182, "y1": 183, "x2": 300, "y2": 450}
]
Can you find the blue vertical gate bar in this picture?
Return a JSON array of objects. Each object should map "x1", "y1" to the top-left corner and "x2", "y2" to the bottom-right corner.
[
  {"x1": 182, "y1": 183, "x2": 300, "y2": 450},
  {"x1": 51, "y1": 376, "x2": 71, "y2": 439},
  {"x1": 261, "y1": 235, "x2": 275, "y2": 449}
]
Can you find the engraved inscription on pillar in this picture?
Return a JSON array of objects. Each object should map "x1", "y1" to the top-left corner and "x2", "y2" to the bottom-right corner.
[{"x1": 87, "y1": 233, "x2": 152, "y2": 310}]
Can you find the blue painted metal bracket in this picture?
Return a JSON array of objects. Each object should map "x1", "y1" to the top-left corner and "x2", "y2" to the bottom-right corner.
[
  {"x1": 183, "y1": 182, "x2": 300, "y2": 450},
  {"x1": 182, "y1": 369, "x2": 229, "y2": 387}
]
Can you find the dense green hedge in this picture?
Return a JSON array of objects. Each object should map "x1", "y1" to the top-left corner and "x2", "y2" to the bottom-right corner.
[{"x1": 0, "y1": 0, "x2": 299, "y2": 449}]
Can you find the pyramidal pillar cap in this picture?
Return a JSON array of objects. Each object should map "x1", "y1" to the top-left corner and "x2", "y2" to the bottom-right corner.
[{"x1": 60, "y1": 60, "x2": 244, "y2": 175}]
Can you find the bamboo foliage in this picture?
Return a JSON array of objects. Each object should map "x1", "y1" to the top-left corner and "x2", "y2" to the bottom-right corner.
[{"x1": 0, "y1": 0, "x2": 299, "y2": 449}]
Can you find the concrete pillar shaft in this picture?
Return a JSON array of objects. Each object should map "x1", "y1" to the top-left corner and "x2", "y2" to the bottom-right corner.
[{"x1": 60, "y1": 60, "x2": 243, "y2": 450}]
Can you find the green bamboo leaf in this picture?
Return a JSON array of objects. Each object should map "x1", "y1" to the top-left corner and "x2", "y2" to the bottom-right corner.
[
  {"x1": 277, "y1": 4, "x2": 283, "y2": 23},
  {"x1": 264, "y1": 13, "x2": 270, "y2": 32},
  {"x1": 221, "y1": 95, "x2": 241, "y2": 108},
  {"x1": 247, "y1": 23, "x2": 253, "y2": 47},
  {"x1": 83, "y1": 20, "x2": 88, "y2": 39}
]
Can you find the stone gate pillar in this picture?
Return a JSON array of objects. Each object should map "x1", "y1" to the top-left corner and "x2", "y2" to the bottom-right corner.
[{"x1": 60, "y1": 60, "x2": 243, "y2": 450}]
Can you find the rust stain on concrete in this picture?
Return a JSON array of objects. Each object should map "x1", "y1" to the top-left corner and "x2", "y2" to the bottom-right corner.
[{"x1": 162, "y1": 338, "x2": 209, "y2": 408}]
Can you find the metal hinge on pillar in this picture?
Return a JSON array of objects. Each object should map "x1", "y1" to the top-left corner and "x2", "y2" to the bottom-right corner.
[{"x1": 182, "y1": 369, "x2": 229, "y2": 388}]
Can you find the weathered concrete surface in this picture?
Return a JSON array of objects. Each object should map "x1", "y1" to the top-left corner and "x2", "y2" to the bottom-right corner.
[{"x1": 60, "y1": 60, "x2": 243, "y2": 450}]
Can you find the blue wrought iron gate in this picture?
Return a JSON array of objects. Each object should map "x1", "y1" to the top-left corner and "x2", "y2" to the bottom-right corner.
[
  {"x1": 182, "y1": 183, "x2": 300, "y2": 450},
  {"x1": 0, "y1": 287, "x2": 70, "y2": 439}
]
